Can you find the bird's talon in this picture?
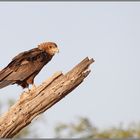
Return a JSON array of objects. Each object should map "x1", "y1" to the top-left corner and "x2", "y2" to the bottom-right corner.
[{"x1": 31, "y1": 84, "x2": 36, "y2": 91}]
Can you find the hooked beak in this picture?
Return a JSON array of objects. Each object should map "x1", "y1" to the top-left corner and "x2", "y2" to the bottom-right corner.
[{"x1": 55, "y1": 47, "x2": 59, "y2": 53}]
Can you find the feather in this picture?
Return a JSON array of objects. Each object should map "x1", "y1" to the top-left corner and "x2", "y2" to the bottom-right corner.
[{"x1": 0, "y1": 80, "x2": 14, "y2": 89}]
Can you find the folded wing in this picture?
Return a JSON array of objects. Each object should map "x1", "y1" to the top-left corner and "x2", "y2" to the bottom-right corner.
[{"x1": 0, "y1": 48, "x2": 49, "y2": 89}]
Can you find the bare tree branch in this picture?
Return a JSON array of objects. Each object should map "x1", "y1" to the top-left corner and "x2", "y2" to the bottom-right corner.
[{"x1": 0, "y1": 57, "x2": 94, "y2": 138}]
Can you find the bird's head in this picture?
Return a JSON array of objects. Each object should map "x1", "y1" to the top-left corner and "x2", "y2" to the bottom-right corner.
[{"x1": 38, "y1": 42, "x2": 59, "y2": 55}]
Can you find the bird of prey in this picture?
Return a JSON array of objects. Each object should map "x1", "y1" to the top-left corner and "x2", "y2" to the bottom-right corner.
[{"x1": 0, "y1": 42, "x2": 59, "y2": 89}]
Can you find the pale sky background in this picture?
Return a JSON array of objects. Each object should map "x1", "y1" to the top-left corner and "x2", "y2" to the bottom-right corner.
[{"x1": 0, "y1": 2, "x2": 140, "y2": 138}]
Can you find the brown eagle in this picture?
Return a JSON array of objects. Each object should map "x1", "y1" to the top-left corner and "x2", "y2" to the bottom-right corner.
[{"x1": 0, "y1": 42, "x2": 59, "y2": 89}]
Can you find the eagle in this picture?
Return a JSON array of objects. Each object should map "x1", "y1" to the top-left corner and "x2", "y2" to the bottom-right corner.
[{"x1": 0, "y1": 42, "x2": 59, "y2": 89}]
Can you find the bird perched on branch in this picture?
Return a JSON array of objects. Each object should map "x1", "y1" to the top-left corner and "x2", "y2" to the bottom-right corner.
[{"x1": 0, "y1": 42, "x2": 59, "y2": 89}]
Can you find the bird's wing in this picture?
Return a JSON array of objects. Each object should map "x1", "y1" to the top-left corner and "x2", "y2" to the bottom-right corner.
[
  {"x1": 0, "y1": 48, "x2": 40, "y2": 80},
  {"x1": 0, "y1": 48, "x2": 46, "y2": 88},
  {"x1": 8, "y1": 48, "x2": 40, "y2": 68}
]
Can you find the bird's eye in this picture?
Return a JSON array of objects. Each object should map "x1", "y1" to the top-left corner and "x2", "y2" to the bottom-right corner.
[{"x1": 49, "y1": 46, "x2": 52, "y2": 48}]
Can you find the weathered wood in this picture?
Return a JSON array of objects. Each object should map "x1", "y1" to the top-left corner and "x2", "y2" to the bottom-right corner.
[{"x1": 0, "y1": 57, "x2": 94, "y2": 138}]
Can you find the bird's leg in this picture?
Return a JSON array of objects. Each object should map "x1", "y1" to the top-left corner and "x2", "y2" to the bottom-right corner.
[
  {"x1": 23, "y1": 86, "x2": 30, "y2": 93},
  {"x1": 26, "y1": 77, "x2": 36, "y2": 91}
]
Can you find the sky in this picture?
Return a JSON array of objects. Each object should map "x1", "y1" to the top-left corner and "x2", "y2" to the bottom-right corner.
[{"x1": 0, "y1": 2, "x2": 140, "y2": 138}]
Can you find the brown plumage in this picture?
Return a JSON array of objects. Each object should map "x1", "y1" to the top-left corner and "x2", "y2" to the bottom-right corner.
[{"x1": 0, "y1": 42, "x2": 59, "y2": 89}]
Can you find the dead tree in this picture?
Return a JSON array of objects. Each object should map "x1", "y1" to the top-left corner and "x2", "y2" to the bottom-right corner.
[{"x1": 0, "y1": 57, "x2": 94, "y2": 138}]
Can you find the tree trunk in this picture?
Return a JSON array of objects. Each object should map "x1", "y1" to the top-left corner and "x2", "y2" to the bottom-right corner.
[{"x1": 0, "y1": 57, "x2": 94, "y2": 138}]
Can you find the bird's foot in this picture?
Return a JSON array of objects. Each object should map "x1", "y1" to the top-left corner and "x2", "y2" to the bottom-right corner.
[
  {"x1": 26, "y1": 87, "x2": 31, "y2": 93},
  {"x1": 31, "y1": 84, "x2": 36, "y2": 91}
]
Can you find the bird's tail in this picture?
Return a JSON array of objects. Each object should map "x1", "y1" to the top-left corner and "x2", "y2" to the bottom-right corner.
[{"x1": 0, "y1": 80, "x2": 14, "y2": 89}]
